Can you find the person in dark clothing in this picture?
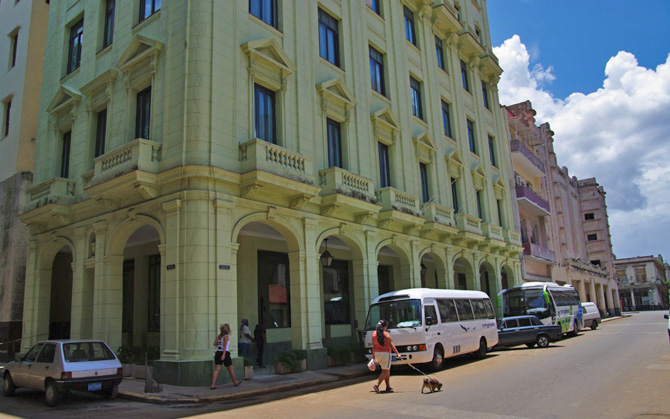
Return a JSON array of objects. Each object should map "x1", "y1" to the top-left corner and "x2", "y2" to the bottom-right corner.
[{"x1": 254, "y1": 321, "x2": 267, "y2": 367}]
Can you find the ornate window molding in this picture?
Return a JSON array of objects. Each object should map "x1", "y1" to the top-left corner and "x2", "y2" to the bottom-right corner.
[
  {"x1": 116, "y1": 34, "x2": 163, "y2": 91},
  {"x1": 370, "y1": 107, "x2": 401, "y2": 146},
  {"x1": 316, "y1": 78, "x2": 356, "y2": 123},
  {"x1": 46, "y1": 85, "x2": 82, "y2": 132},
  {"x1": 242, "y1": 38, "x2": 296, "y2": 92},
  {"x1": 444, "y1": 148, "x2": 463, "y2": 179},
  {"x1": 413, "y1": 131, "x2": 436, "y2": 164}
]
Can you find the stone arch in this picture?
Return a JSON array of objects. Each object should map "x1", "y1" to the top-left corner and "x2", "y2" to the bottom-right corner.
[
  {"x1": 107, "y1": 214, "x2": 165, "y2": 256},
  {"x1": 478, "y1": 259, "x2": 497, "y2": 298},
  {"x1": 375, "y1": 239, "x2": 411, "y2": 293},
  {"x1": 501, "y1": 263, "x2": 514, "y2": 291},
  {"x1": 231, "y1": 212, "x2": 302, "y2": 253},
  {"x1": 452, "y1": 252, "x2": 474, "y2": 290},
  {"x1": 418, "y1": 246, "x2": 447, "y2": 289},
  {"x1": 38, "y1": 236, "x2": 75, "y2": 270}
]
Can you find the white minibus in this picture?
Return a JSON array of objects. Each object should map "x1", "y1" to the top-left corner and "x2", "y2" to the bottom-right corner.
[{"x1": 363, "y1": 288, "x2": 498, "y2": 371}]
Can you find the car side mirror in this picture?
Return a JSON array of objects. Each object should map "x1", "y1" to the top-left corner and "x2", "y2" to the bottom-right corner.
[
  {"x1": 15, "y1": 353, "x2": 22, "y2": 362},
  {"x1": 426, "y1": 316, "x2": 433, "y2": 326}
]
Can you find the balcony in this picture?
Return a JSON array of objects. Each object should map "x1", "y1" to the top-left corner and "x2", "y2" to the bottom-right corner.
[
  {"x1": 504, "y1": 229, "x2": 522, "y2": 247},
  {"x1": 422, "y1": 203, "x2": 455, "y2": 227},
  {"x1": 516, "y1": 185, "x2": 550, "y2": 216},
  {"x1": 21, "y1": 177, "x2": 77, "y2": 230},
  {"x1": 510, "y1": 139, "x2": 545, "y2": 177},
  {"x1": 318, "y1": 167, "x2": 379, "y2": 217},
  {"x1": 455, "y1": 213, "x2": 482, "y2": 235},
  {"x1": 26, "y1": 177, "x2": 76, "y2": 208},
  {"x1": 375, "y1": 187, "x2": 424, "y2": 231},
  {"x1": 522, "y1": 242, "x2": 557, "y2": 264},
  {"x1": 481, "y1": 222, "x2": 504, "y2": 242}
]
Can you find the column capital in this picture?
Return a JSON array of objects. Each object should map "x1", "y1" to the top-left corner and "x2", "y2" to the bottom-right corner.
[{"x1": 162, "y1": 199, "x2": 182, "y2": 214}]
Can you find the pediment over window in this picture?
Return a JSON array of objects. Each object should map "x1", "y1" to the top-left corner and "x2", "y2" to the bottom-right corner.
[
  {"x1": 317, "y1": 78, "x2": 356, "y2": 121},
  {"x1": 242, "y1": 38, "x2": 296, "y2": 91},
  {"x1": 116, "y1": 35, "x2": 163, "y2": 90},
  {"x1": 80, "y1": 68, "x2": 119, "y2": 110},
  {"x1": 371, "y1": 107, "x2": 401, "y2": 146},
  {"x1": 444, "y1": 148, "x2": 463, "y2": 178},
  {"x1": 46, "y1": 85, "x2": 82, "y2": 129},
  {"x1": 471, "y1": 162, "x2": 487, "y2": 190},
  {"x1": 493, "y1": 174, "x2": 505, "y2": 200},
  {"x1": 413, "y1": 131, "x2": 436, "y2": 164}
]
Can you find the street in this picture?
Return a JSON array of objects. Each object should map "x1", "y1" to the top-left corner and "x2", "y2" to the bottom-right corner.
[{"x1": 2, "y1": 311, "x2": 669, "y2": 419}]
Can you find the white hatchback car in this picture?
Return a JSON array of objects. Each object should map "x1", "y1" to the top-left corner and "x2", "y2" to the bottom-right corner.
[
  {"x1": 2, "y1": 340, "x2": 122, "y2": 407},
  {"x1": 581, "y1": 302, "x2": 601, "y2": 330}
]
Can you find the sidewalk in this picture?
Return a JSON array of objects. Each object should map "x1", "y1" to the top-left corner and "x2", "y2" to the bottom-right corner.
[{"x1": 118, "y1": 363, "x2": 372, "y2": 405}]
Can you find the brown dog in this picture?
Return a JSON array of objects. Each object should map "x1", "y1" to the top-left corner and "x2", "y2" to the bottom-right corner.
[{"x1": 421, "y1": 376, "x2": 442, "y2": 393}]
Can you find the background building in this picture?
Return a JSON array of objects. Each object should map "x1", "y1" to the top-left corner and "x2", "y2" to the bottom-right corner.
[
  {"x1": 19, "y1": 0, "x2": 522, "y2": 385},
  {"x1": 0, "y1": 0, "x2": 48, "y2": 362},
  {"x1": 615, "y1": 255, "x2": 669, "y2": 311}
]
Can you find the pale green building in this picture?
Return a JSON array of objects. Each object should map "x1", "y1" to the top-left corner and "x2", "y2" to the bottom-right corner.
[{"x1": 20, "y1": 0, "x2": 522, "y2": 385}]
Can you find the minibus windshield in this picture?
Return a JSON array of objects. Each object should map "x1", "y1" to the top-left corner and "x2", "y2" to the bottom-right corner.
[{"x1": 364, "y1": 299, "x2": 422, "y2": 330}]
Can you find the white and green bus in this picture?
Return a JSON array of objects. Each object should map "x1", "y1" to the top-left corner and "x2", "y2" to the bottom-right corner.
[{"x1": 499, "y1": 282, "x2": 583, "y2": 335}]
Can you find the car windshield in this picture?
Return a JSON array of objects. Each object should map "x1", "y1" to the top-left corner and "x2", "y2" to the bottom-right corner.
[
  {"x1": 503, "y1": 289, "x2": 550, "y2": 319},
  {"x1": 365, "y1": 299, "x2": 422, "y2": 330},
  {"x1": 63, "y1": 342, "x2": 117, "y2": 362}
]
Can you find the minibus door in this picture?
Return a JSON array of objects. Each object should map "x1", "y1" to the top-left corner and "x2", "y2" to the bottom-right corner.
[{"x1": 424, "y1": 300, "x2": 440, "y2": 355}]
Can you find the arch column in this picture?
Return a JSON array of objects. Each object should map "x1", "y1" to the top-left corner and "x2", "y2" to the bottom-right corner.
[
  {"x1": 363, "y1": 229, "x2": 379, "y2": 304},
  {"x1": 443, "y1": 248, "x2": 455, "y2": 289},
  {"x1": 302, "y1": 218, "x2": 322, "y2": 350},
  {"x1": 597, "y1": 283, "x2": 607, "y2": 315},
  {"x1": 161, "y1": 199, "x2": 181, "y2": 360},
  {"x1": 352, "y1": 258, "x2": 369, "y2": 329},
  {"x1": 95, "y1": 254, "x2": 123, "y2": 351},
  {"x1": 470, "y1": 251, "x2": 481, "y2": 291},
  {"x1": 212, "y1": 199, "x2": 237, "y2": 359},
  {"x1": 589, "y1": 281, "x2": 597, "y2": 304},
  {"x1": 70, "y1": 227, "x2": 88, "y2": 339},
  {"x1": 91, "y1": 222, "x2": 108, "y2": 344},
  {"x1": 21, "y1": 241, "x2": 39, "y2": 350}
]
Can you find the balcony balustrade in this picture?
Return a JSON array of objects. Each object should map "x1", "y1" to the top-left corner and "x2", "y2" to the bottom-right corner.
[
  {"x1": 376, "y1": 187, "x2": 421, "y2": 217},
  {"x1": 240, "y1": 139, "x2": 314, "y2": 185},
  {"x1": 89, "y1": 138, "x2": 161, "y2": 187},
  {"x1": 455, "y1": 213, "x2": 482, "y2": 235},
  {"x1": 481, "y1": 222, "x2": 504, "y2": 241},
  {"x1": 26, "y1": 177, "x2": 76, "y2": 207},
  {"x1": 319, "y1": 167, "x2": 376, "y2": 203},
  {"x1": 422, "y1": 203, "x2": 455, "y2": 227},
  {"x1": 504, "y1": 229, "x2": 522, "y2": 246},
  {"x1": 510, "y1": 139, "x2": 545, "y2": 176},
  {"x1": 522, "y1": 242, "x2": 557, "y2": 264},
  {"x1": 515, "y1": 184, "x2": 551, "y2": 216}
]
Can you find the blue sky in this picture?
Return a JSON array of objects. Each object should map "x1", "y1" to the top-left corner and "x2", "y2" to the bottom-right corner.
[{"x1": 486, "y1": 1, "x2": 670, "y2": 261}]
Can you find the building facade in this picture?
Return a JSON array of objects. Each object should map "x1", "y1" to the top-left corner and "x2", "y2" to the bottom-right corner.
[
  {"x1": 20, "y1": 0, "x2": 522, "y2": 385},
  {"x1": 615, "y1": 255, "x2": 669, "y2": 311},
  {"x1": 0, "y1": 0, "x2": 49, "y2": 362}
]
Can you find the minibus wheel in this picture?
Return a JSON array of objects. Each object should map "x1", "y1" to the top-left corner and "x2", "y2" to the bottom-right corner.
[
  {"x1": 474, "y1": 338, "x2": 487, "y2": 359},
  {"x1": 429, "y1": 345, "x2": 444, "y2": 371}
]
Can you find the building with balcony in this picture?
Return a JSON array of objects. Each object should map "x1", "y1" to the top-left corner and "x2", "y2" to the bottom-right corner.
[
  {"x1": 0, "y1": 0, "x2": 49, "y2": 362},
  {"x1": 615, "y1": 255, "x2": 669, "y2": 311},
  {"x1": 19, "y1": 0, "x2": 522, "y2": 385}
]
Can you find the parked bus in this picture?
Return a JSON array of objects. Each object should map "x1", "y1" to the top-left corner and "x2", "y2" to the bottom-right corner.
[
  {"x1": 363, "y1": 288, "x2": 498, "y2": 371},
  {"x1": 499, "y1": 282, "x2": 582, "y2": 335}
]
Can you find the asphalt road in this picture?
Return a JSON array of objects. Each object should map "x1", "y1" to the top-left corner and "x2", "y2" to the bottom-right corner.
[{"x1": 2, "y1": 311, "x2": 669, "y2": 419}]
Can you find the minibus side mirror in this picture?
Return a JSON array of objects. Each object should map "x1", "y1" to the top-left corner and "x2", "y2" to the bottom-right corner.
[{"x1": 425, "y1": 316, "x2": 433, "y2": 326}]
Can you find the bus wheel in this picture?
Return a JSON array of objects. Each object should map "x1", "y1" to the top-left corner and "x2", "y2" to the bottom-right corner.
[
  {"x1": 429, "y1": 346, "x2": 444, "y2": 371},
  {"x1": 474, "y1": 338, "x2": 487, "y2": 359}
]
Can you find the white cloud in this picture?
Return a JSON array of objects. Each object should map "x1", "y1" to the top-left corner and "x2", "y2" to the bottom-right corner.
[{"x1": 494, "y1": 36, "x2": 670, "y2": 259}]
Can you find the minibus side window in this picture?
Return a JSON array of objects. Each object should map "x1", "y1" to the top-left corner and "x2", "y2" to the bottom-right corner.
[
  {"x1": 455, "y1": 299, "x2": 474, "y2": 321},
  {"x1": 437, "y1": 299, "x2": 458, "y2": 322},
  {"x1": 484, "y1": 299, "x2": 495, "y2": 319},
  {"x1": 425, "y1": 305, "x2": 438, "y2": 325},
  {"x1": 471, "y1": 299, "x2": 488, "y2": 319}
]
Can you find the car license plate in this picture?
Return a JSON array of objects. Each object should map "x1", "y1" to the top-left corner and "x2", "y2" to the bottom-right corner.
[{"x1": 88, "y1": 382, "x2": 102, "y2": 391}]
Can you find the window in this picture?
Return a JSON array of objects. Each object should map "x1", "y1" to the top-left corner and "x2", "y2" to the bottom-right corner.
[
  {"x1": 95, "y1": 109, "x2": 107, "y2": 158},
  {"x1": 36, "y1": 343, "x2": 56, "y2": 363},
  {"x1": 258, "y1": 251, "x2": 291, "y2": 328},
  {"x1": 497, "y1": 199, "x2": 503, "y2": 227},
  {"x1": 476, "y1": 190, "x2": 483, "y2": 220},
  {"x1": 410, "y1": 76, "x2": 423, "y2": 120},
  {"x1": 437, "y1": 299, "x2": 458, "y2": 322},
  {"x1": 441, "y1": 101, "x2": 452, "y2": 137},
  {"x1": 403, "y1": 6, "x2": 416, "y2": 46},
  {"x1": 460, "y1": 60, "x2": 469, "y2": 92},
  {"x1": 67, "y1": 18, "x2": 84, "y2": 74},
  {"x1": 488, "y1": 135, "x2": 496, "y2": 166},
  {"x1": 584, "y1": 213, "x2": 595, "y2": 220},
  {"x1": 420, "y1": 163, "x2": 429, "y2": 203},
  {"x1": 587, "y1": 233, "x2": 598, "y2": 241},
  {"x1": 135, "y1": 86, "x2": 151, "y2": 139},
  {"x1": 366, "y1": 0, "x2": 380, "y2": 15},
  {"x1": 323, "y1": 260, "x2": 350, "y2": 324},
  {"x1": 378, "y1": 142, "x2": 390, "y2": 188},
  {"x1": 254, "y1": 84, "x2": 276, "y2": 144},
  {"x1": 250, "y1": 0, "x2": 278, "y2": 28},
  {"x1": 103, "y1": 0, "x2": 115, "y2": 48},
  {"x1": 451, "y1": 177, "x2": 459, "y2": 213},
  {"x1": 467, "y1": 119, "x2": 476, "y2": 154},
  {"x1": 318, "y1": 8, "x2": 340, "y2": 67},
  {"x1": 139, "y1": 0, "x2": 161, "y2": 22},
  {"x1": 481, "y1": 81, "x2": 490, "y2": 109},
  {"x1": 591, "y1": 260, "x2": 601, "y2": 266},
  {"x1": 326, "y1": 118, "x2": 342, "y2": 168},
  {"x1": 10, "y1": 31, "x2": 18, "y2": 68},
  {"x1": 455, "y1": 299, "x2": 474, "y2": 321},
  {"x1": 435, "y1": 36, "x2": 445, "y2": 71},
  {"x1": 60, "y1": 131, "x2": 71, "y2": 178},
  {"x1": 3, "y1": 99, "x2": 10, "y2": 137},
  {"x1": 369, "y1": 46, "x2": 385, "y2": 96}
]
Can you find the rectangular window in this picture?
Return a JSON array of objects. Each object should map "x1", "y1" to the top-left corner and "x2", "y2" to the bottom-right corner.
[
  {"x1": 410, "y1": 76, "x2": 423, "y2": 120},
  {"x1": 323, "y1": 259, "x2": 350, "y2": 324},
  {"x1": 135, "y1": 86, "x2": 151, "y2": 139},
  {"x1": 254, "y1": 84, "x2": 276, "y2": 144},
  {"x1": 369, "y1": 46, "x2": 385, "y2": 96},
  {"x1": 451, "y1": 177, "x2": 459, "y2": 214},
  {"x1": 94, "y1": 109, "x2": 107, "y2": 158},
  {"x1": 488, "y1": 135, "x2": 496, "y2": 167},
  {"x1": 467, "y1": 119, "x2": 476, "y2": 154},
  {"x1": 3, "y1": 100, "x2": 10, "y2": 137},
  {"x1": 60, "y1": 131, "x2": 72, "y2": 178},
  {"x1": 67, "y1": 19, "x2": 84, "y2": 74},
  {"x1": 441, "y1": 101, "x2": 452, "y2": 138},
  {"x1": 497, "y1": 199, "x2": 503, "y2": 227},
  {"x1": 476, "y1": 190, "x2": 483, "y2": 220},
  {"x1": 326, "y1": 118, "x2": 342, "y2": 168},
  {"x1": 249, "y1": 0, "x2": 278, "y2": 28},
  {"x1": 378, "y1": 142, "x2": 390, "y2": 188},
  {"x1": 460, "y1": 60, "x2": 469, "y2": 92},
  {"x1": 366, "y1": 0, "x2": 380, "y2": 15},
  {"x1": 258, "y1": 251, "x2": 291, "y2": 328},
  {"x1": 10, "y1": 31, "x2": 18, "y2": 68},
  {"x1": 420, "y1": 163, "x2": 429, "y2": 203},
  {"x1": 403, "y1": 6, "x2": 416, "y2": 46},
  {"x1": 139, "y1": 0, "x2": 161, "y2": 22},
  {"x1": 318, "y1": 8, "x2": 340, "y2": 67},
  {"x1": 584, "y1": 213, "x2": 595, "y2": 220},
  {"x1": 481, "y1": 81, "x2": 490, "y2": 109},
  {"x1": 103, "y1": 0, "x2": 115, "y2": 48},
  {"x1": 587, "y1": 233, "x2": 598, "y2": 241},
  {"x1": 455, "y1": 299, "x2": 474, "y2": 321},
  {"x1": 435, "y1": 36, "x2": 445, "y2": 71}
]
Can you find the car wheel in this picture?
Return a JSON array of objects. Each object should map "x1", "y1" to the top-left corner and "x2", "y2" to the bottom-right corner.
[
  {"x1": 536, "y1": 334, "x2": 550, "y2": 348},
  {"x1": 3, "y1": 373, "x2": 16, "y2": 396},
  {"x1": 569, "y1": 321, "x2": 580, "y2": 337},
  {"x1": 45, "y1": 381, "x2": 62, "y2": 407},
  {"x1": 429, "y1": 345, "x2": 444, "y2": 371},
  {"x1": 591, "y1": 321, "x2": 598, "y2": 330},
  {"x1": 101, "y1": 384, "x2": 119, "y2": 399},
  {"x1": 525, "y1": 342, "x2": 535, "y2": 348},
  {"x1": 474, "y1": 338, "x2": 487, "y2": 359}
]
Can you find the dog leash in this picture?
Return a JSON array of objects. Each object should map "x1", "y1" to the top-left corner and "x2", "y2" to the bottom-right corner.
[{"x1": 405, "y1": 361, "x2": 430, "y2": 377}]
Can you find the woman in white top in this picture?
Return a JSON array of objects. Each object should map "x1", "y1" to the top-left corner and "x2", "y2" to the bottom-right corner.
[{"x1": 210, "y1": 323, "x2": 242, "y2": 389}]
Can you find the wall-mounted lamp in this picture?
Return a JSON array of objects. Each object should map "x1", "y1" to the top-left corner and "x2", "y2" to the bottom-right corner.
[{"x1": 321, "y1": 238, "x2": 333, "y2": 267}]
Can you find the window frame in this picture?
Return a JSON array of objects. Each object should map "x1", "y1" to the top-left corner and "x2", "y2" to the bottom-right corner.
[
  {"x1": 435, "y1": 36, "x2": 445, "y2": 71},
  {"x1": 403, "y1": 6, "x2": 417, "y2": 46},
  {"x1": 369, "y1": 45, "x2": 385, "y2": 96},
  {"x1": 488, "y1": 135, "x2": 496, "y2": 167},
  {"x1": 3, "y1": 99, "x2": 11, "y2": 137},
  {"x1": 467, "y1": 119, "x2": 476, "y2": 154},
  {"x1": 95, "y1": 109, "x2": 107, "y2": 158},
  {"x1": 326, "y1": 118, "x2": 342, "y2": 169},
  {"x1": 481, "y1": 80, "x2": 490, "y2": 109},
  {"x1": 378, "y1": 141, "x2": 391, "y2": 188},
  {"x1": 135, "y1": 86, "x2": 152, "y2": 140},
  {"x1": 10, "y1": 30, "x2": 19, "y2": 69},
  {"x1": 496, "y1": 199, "x2": 503, "y2": 227},
  {"x1": 441, "y1": 100, "x2": 452, "y2": 138},
  {"x1": 254, "y1": 83, "x2": 277, "y2": 144},
  {"x1": 410, "y1": 76, "x2": 423, "y2": 120},
  {"x1": 476, "y1": 190, "x2": 483, "y2": 220},
  {"x1": 420, "y1": 162, "x2": 430, "y2": 203},
  {"x1": 587, "y1": 233, "x2": 598, "y2": 241},
  {"x1": 249, "y1": 0, "x2": 278, "y2": 29},
  {"x1": 366, "y1": 0, "x2": 381, "y2": 15},
  {"x1": 584, "y1": 213, "x2": 595, "y2": 220},
  {"x1": 451, "y1": 177, "x2": 459, "y2": 214},
  {"x1": 67, "y1": 18, "x2": 84, "y2": 75},
  {"x1": 60, "y1": 131, "x2": 72, "y2": 178},
  {"x1": 102, "y1": 0, "x2": 115, "y2": 49},
  {"x1": 318, "y1": 8, "x2": 340, "y2": 68},
  {"x1": 139, "y1": 0, "x2": 161, "y2": 23},
  {"x1": 460, "y1": 60, "x2": 470, "y2": 92}
]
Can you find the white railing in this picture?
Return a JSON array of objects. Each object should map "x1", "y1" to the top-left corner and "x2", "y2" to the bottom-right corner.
[
  {"x1": 319, "y1": 167, "x2": 376, "y2": 202},
  {"x1": 91, "y1": 138, "x2": 161, "y2": 185},
  {"x1": 240, "y1": 139, "x2": 314, "y2": 184},
  {"x1": 376, "y1": 187, "x2": 421, "y2": 216},
  {"x1": 27, "y1": 178, "x2": 76, "y2": 203}
]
